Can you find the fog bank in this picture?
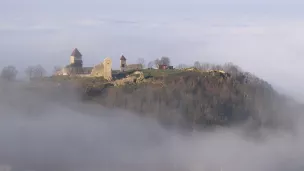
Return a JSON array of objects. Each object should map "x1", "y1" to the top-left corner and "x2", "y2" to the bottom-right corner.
[{"x1": 0, "y1": 82, "x2": 303, "y2": 171}]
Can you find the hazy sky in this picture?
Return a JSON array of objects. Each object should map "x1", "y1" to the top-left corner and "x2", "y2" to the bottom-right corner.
[{"x1": 1, "y1": 0, "x2": 304, "y2": 95}]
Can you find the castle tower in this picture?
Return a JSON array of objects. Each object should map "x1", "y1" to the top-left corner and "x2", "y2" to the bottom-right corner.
[
  {"x1": 103, "y1": 57, "x2": 113, "y2": 80},
  {"x1": 70, "y1": 48, "x2": 83, "y2": 67},
  {"x1": 120, "y1": 55, "x2": 127, "y2": 72}
]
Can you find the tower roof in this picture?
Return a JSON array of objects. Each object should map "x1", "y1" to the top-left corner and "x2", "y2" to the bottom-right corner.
[
  {"x1": 71, "y1": 48, "x2": 82, "y2": 57},
  {"x1": 120, "y1": 55, "x2": 126, "y2": 60}
]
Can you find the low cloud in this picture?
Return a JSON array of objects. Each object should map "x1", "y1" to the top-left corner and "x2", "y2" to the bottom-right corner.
[{"x1": 0, "y1": 79, "x2": 303, "y2": 171}]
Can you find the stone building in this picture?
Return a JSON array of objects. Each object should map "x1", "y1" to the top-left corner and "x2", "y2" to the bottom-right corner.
[
  {"x1": 91, "y1": 57, "x2": 112, "y2": 80},
  {"x1": 69, "y1": 48, "x2": 83, "y2": 67},
  {"x1": 56, "y1": 48, "x2": 85, "y2": 75},
  {"x1": 56, "y1": 48, "x2": 94, "y2": 76},
  {"x1": 119, "y1": 55, "x2": 142, "y2": 72},
  {"x1": 55, "y1": 50, "x2": 142, "y2": 79}
]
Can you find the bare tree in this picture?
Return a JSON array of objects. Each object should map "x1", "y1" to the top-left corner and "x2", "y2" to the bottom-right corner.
[
  {"x1": 1, "y1": 65, "x2": 18, "y2": 81},
  {"x1": 154, "y1": 59, "x2": 161, "y2": 68},
  {"x1": 222, "y1": 62, "x2": 240, "y2": 73},
  {"x1": 176, "y1": 64, "x2": 188, "y2": 69},
  {"x1": 25, "y1": 65, "x2": 47, "y2": 79},
  {"x1": 137, "y1": 58, "x2": 146, "y2": 68},
  {"x1": 53, "y1": 66, "x2": 62, "y2": 74},
  {"x1": 34, "y1": 65, "x2": 46, "y2": 78},
  {"x1": 194, "y1": 61, "x2": 201, "y2": 69},
  {"x1": 147, "y1": 61, "x2": 154, "y2": 68},
  {"x1": 211, "y1": 64, "x2": 222, "y2": 70},
  {"x1": 153, "y1": 56, "x2": 171, "y2": 68},
  {"x1": 25, "y1": 66, "x2": 35, "y2": 79},
  {"x1": 200, "y1": 63, "x2": 211, "y2": 71},
  {"x1": 160, "y1": 56, "x2": 171, "y2": 66}
]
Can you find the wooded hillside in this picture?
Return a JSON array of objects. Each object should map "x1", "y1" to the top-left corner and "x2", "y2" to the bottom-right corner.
[{"x1": 55, "y1": 65, "x2": 295, "y2": 132}]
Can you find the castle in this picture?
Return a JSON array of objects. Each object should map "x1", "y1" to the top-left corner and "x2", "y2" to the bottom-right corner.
[{"x1": 55, "y1": 48, "x2": 143, "y2": 80}]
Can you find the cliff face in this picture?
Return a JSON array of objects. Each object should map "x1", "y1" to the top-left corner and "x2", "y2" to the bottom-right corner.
[{"x1": 73, "y1": 70, "x2": 294, "y2": 131}]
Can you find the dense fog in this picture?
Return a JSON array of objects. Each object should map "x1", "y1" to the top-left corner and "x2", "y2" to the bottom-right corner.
[{"x1": 0, "y1": 81, "x2": 303, "y2": 171}]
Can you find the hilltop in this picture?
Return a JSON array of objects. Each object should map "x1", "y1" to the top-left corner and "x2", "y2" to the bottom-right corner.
[{"x1": 38, "y1": 64, "x2": 298, "y2": 132}]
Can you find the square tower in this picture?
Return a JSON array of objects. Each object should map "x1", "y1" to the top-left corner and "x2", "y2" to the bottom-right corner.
[{"x1": 70, "y1": 48, "x2": 83, "y2": 67}]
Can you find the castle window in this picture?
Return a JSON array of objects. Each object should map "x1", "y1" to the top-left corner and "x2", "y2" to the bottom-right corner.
[{"x1": 121, "y1": 64, "x2": 125, "y2": 67}]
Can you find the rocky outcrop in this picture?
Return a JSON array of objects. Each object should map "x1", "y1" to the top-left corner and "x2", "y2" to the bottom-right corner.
[{"x1": 112, "y1": 71, "x2": 145, "y2": 87}]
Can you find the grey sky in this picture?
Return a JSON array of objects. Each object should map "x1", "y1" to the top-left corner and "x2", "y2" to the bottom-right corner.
[{"x1": 1, "y1": 0, "x2": 304, "y2": 97}]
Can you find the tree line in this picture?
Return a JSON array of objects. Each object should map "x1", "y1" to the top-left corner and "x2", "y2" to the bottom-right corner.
[
  {"x1": 136, "y1": 56, "x2": 172, "y2": 69},
  {"x1": 138, "y1": 57, "x2": 241, "y2": 75},
  {"x1": 0, "y1": 65, "x2": 47, "y2": 81}
]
